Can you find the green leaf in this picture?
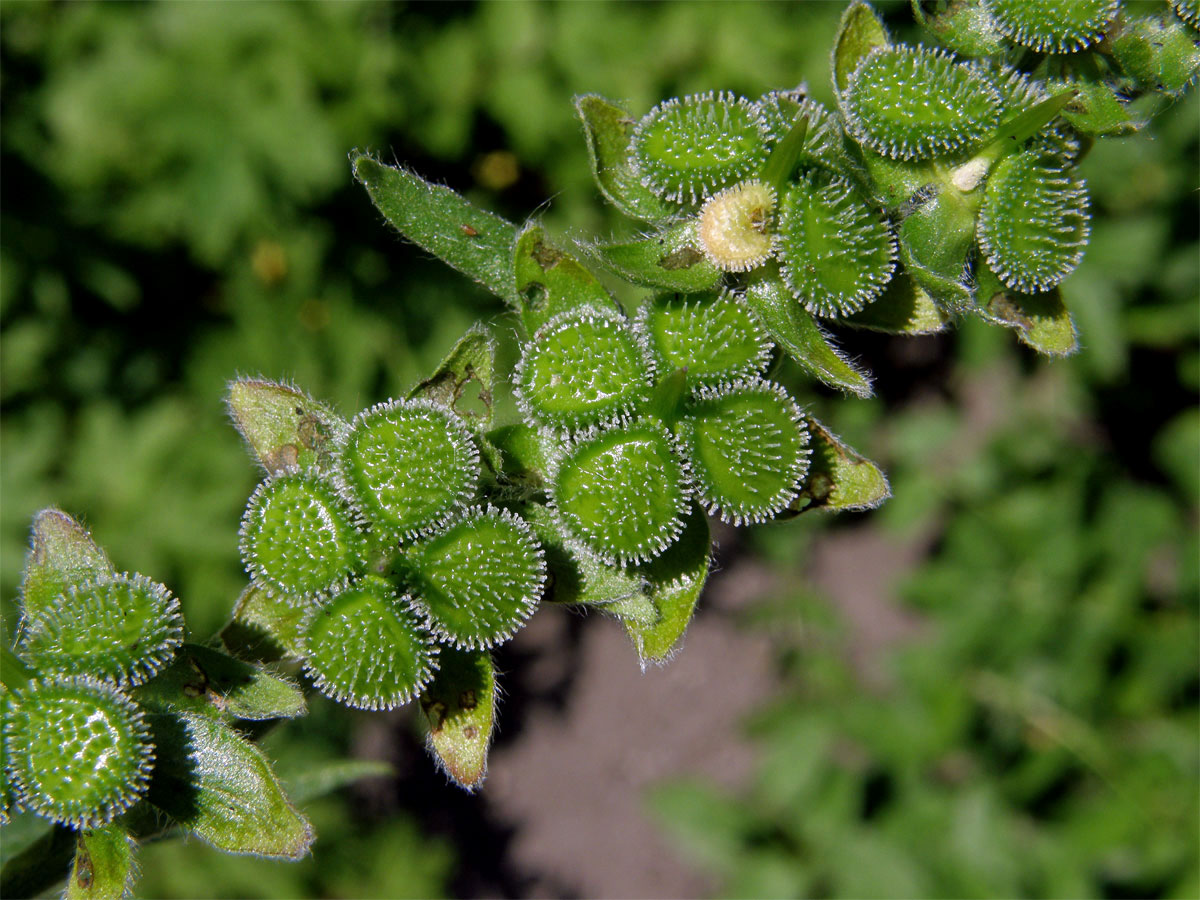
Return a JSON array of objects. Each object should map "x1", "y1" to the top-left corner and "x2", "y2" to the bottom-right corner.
[
  {"x1": 744, "y1": 275, "x2": 873, "y2": 397},
  {"x1": 976, "y1": 262, "x2": 1078, "y2": 355},
  {"x1": 220, "y1": 583, "x2": 307, "y2": 664},
  {"x1": 587, "y1": 221, "x2": 722, "y2": 292},
  {"x1": 574, "y1": 94, "x2": 679, "y2": 223},
  {"x1": 283, "y1": 759, "x2": 394, "y2": 805},
  {"x1": 512, "y1": 223, "x2": 622, "y2": 335},
  {"x1": 418, "y1": 647, "x2": 496, "y2": 791},
  {"x1": 623, "y1": 504, "x2": 711, "y2": 667},
  {"x1": 147, "y1": 711, "x2": 313, "y2": 859},
  {"x1": 351, "y1": 154, "x2": 518, "y2": 305},
  {"x1": 832, "y1": 1, "x2": 890, "y2": 96},
  {"x1": 788, "y1": 416, "x2": 890, "y2": 512},
  {"x1": 66, "y1": 825, "x2": 135, "y2": 900},
  {"x1": 408, "y1": 324, "x2": 497, "y2": 428},
  {"x1": 18, "y1": 509, "x2": 114, "y2": 621},
  {"x1": 521, "y1": 503, "x2": 648, "y2": 608},
  {"x1": 136, "y1": 643, "x2": 306, "y2": 721},
  {"x1": 226, "y1": 379, "x2": 346, "y2": 476},
  {"x1": 840, "y1": 272, "x2": 952, "y2": 334}
]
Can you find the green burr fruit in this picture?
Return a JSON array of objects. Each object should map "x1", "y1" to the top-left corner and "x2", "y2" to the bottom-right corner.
[
  {"x1": 302, "y1": 577, "x2": 438, "y2": 710},
  {"x1": 515, "y1": 309, "x2": 655, "y2": 433},
  {"x1": 18, "y1": 573, "x2": 184, "y2": 687},
  {"x1": 1, "y1": 691, "x2": 13, "y2": 824},
  {"x1": 4, "y1": 677, "x2": 153, "y2": 828},
  {"x1": 777, "y1": 168, "x2": 896, "y2": 316},
  {"x1": 240, "y1": 471, "x2": 363, "y2": 600},
  {"x1": 405, "y1": 508, "x2": 546, "y2": 650},
  {"x1": 630, "y1": 92, "x2": 769, "y2": 204},
  {"x1": 552, "y1": 422, "x2": 690, "y2": 565},
  {"x1": 985, "y1": 0, "x2": 1118, "y2": 53},
  {"x1": 1111, "y1": 13, "x2": 1200, "y2": 96},
  {"x1": 1173, "y1": 0, "x2": 1199, "y2": 30},
  {"x1": 977, "y1": 149, "x2": 1090, "y2": 293},
  {"x1": 337, "y1": 399, "x2": 480, "y2": 541},
  {"x1": 843, "y1": 44, "x2": 1002, "y2": 161},
  {"x1": 676, "y1": 379, "x2": 811, "y2": 526},
  {"x1": 636, "y1": 290, "x2": 771, "y2": 391}
]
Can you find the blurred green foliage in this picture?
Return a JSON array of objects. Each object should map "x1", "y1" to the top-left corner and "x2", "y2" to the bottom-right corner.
[{"x1": 2, "y1": 0, "x2": 1196, "y2": 897}]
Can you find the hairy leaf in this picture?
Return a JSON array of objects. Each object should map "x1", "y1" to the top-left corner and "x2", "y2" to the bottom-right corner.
[
  {"x1": 18, "y1": 509, "x2": 114, "y2": 622},
  {"x1": 419, "y1": 647, "x2": 496, "y2": 791},
  {"x1": 137, "y1": 643, "x2": 306, "y2": 721},
  {"x1": 66, "y1": 825, "x2": 136, "y2": 900},
  {"x1": 226, "y1": 379, "x2": 346, "y2": 476}
]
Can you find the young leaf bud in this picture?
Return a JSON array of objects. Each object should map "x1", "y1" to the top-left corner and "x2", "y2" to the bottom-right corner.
[
  {"x1": 4, "y1": 677, "x2": 153, "y2": 828},
  {"x1": 551, "y1": 422, "x2": 690, "y2": 565},
  {"x1": 777, "y1": 168, "x2": 896, "y2": 316},
  {"x1": 843, "y1": 45, "x2": 1003, "y2": 161},
  {"x1": 302, "y1": 577, "x2": 438, "y2": 710},
  {"x1": 240, "y1": 471, "x2": 363, "y2": 601},
  {"x1": 514, "y1": 309, "x2": 655, "y2": 433},
  {"x1": 18, "y1": 573, "x2": 184, "y2": 687},
  {"x1": 405, "y1": 508, "x2": 546, "y2": 650},
  {"x1": 630, "y1": 92, "x2": 769, "y2": 204},
  {"x1": 984, "y1": 0, "x2": 1119, "y2": 53},
  {"x1": 675, "y1": 379, "x2": 811, "y2": 526},
  {"x1": 337, "y1": 399, "x2": 480, "y2": 542},
  {"x1": 696, "y1": 180, "x2": 777, "y2": 273},
  {"x1": 977, "y1": 149, "x2": 1090, "y2": 293},
  {"x1": 635, "y1": 290, "x2": 771, "y2": 391}
]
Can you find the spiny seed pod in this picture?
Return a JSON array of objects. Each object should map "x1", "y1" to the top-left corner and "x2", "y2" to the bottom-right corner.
[
  {"x1": 1173, "y1": 0, "x2": 1199, "y2": 30},
  {"x1": 635, "y1": 290, "x2": 771, "y2": 391},
  {"x1": 675, "y1": 379, "x2": 810, "y2": 526},
  {"x1": 985, "y1": 0, "x2": 1119, "y2": 53},
  {"x1": 337, "y1": 399, "x2": 480, "y2": 542},
  {"x1": 18, "y1": 573, "x2": 183, "y2": 687},
  {"x1": 514, "y1": 308, "x2": 655, "y2": 433},
  {"x1": 777, "y1": 168, "x2": 896, "y2": 317},
  {"x1": 302, "y1": 576, "x2": 438, "y2": 710},
  {"x1": 756, "y1": 91, "x2": 849, "y2": 166},
  {"x1": 630, "y1": 92, "x2": 769, "y2": 205},
  {"x1": 240, "y1": 470, "x2": 363, "y2": 600},
  {"x1": 1, "y1": 692, "x2": 14, "y2": 825},
  {"x1": 977, "y1": 62, "x2": 1082, "y2": 162},
  {"x1": 843, "y1": 45, "x2": 1003, "y2": 161},
  {"x1": 551, "y1": 422, "x2": 690, "y2": 565},
  {"x1": 696, "y1": 180, "x2": 777, "y2": 272},
  {"x1": 405, "y1": 507, "x2": 546, "y2": 650},
  {"x1": 977, "y1": 149, "x2": 1090, "y2": 293},
  {"x1": 3, "y1": 677, "x2": 153, "y2": 828}
]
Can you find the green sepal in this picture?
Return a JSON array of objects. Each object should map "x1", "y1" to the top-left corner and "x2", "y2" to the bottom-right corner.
[
  {"x1": 408, "y1": 324, "x2": 497, "y2": 429},
  {"x1": 787, "y1": 416, "x2": 890, "y2": 513},
  {"x1": 1051, "y1": 77, "x2": 1140, "y2": 136},
  {"x1": 587, "y1": 222, "x2": 722, "y2": 293},
  {"x1": 512, "y1": 223, "x2": 623, "y2": 335},
  {"x1": 897, "y1": 188, "x2": 978, "y2": 312},
  {"x1": 833, "y1": 1, "x2": 890, "y2": 96},
  {"x1": 621, "y1": 504, "x2": 711, "y2": 668},
  {"x1": 220, "y1": 583, "x2": 307, "y2": 664},
  {"x1": 975, "y1": 262, "x2": 1078, "y2": 356},
  {"x1": 856, "y1": 146, "x2": 937, "y2": 210},
  {"x1": 744, "y1": 275, "x2": 873, "y2": 398},
  {"x1": 147, "y1": 710, "x2": 313, "y2": 859},
  {"x1": 18, "y1": 509, "x2": 114, "y2": 622},
  {"x1": 351, "y1": 154, "x2": 518, "y2": 306},
  {"x1": 418, "y1": 647, "x2": 496, "y2": 791},
  {"x1": 1111, "y1": 13, "x2": 1200, "y2": 96},
  {"x1": 573, "y1": 94, "x2": 679, "y2": 223},
  {"x1": 840, "y1": 272, "x2": 953, "y2": 334},
  {"x1": 226, "y1": 379, "x2": 346, "y2": 477},
  {"x1": 136, "y1": 643, "x2": 306, "y2": 722},
  {"x1": 912, "y1": 0, "x2": 1007, "y2": 57},
  {"x1": 66, "y1": 825, "x2": 136, "y2": 900},
  {"x1": 519, "y1": 503, "x2": 648, "y2": 608}
]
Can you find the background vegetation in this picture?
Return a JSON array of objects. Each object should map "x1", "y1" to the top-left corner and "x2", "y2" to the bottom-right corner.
[{"x1": 2, "y1": 1, "x2": 1195, "y2": 897}]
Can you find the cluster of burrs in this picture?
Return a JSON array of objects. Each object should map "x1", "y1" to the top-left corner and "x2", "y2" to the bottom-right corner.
[
  {"x1": 608, "y1": 0, "x2": 1197, "y2": 352},
  {"x1": 3, "y1": 510, "x2": 311, "y2": 869},
  {"x1": 237, "y1": 395, "x2": 547, "y2": 712}
]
